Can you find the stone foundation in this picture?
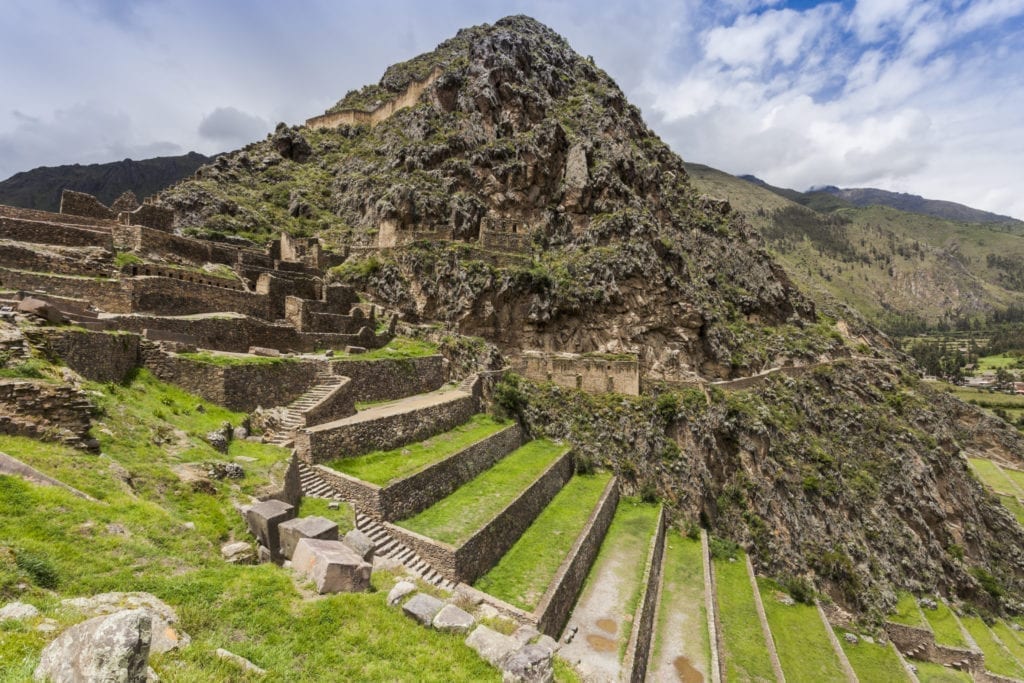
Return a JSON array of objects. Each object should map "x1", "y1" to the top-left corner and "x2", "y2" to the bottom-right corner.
[{"x1": 329, "y1": 355, "x2": 447, "y2": 402}]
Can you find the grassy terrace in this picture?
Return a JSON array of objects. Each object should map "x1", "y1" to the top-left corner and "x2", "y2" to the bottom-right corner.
[
  {"x1": 758, "y1": 578, "x2": 846, "y2": 681},
  {"x1": 915, "y1": 660, "x2": 972, "y2": 683},
  {"x1": 889, "y1": 592, "x2": 927, "y2": 628},
  {"x1": 397, "y1": 440, "x2": 568, "y2": 546},
  {"x1": 714, "y1": 551, "x2": 775, "y2": 682},
  {"x1": 1000, "y1": 495, "x2": 1024, "y2": 526},
  {"x1": 474, "y1": 472, "x2": 612, "y2": 610},
  {"x1": 0, "y1": 370, "x2": 501, "y2": 681},
  {"x1": 650, "y1": 530, "x2": 711, "y2": 680},
  {"x1": 992, "y1": 620, "x2": 1024, "y2": 667},
  {"x1": 1002, "y1": 466, "x2": 1024, "y2": 493},
  {"x1": 960, "y1": 615, "x2": 1024, "y2": 678},
  {"x1": 968, "y1": 458, "x2": 1022, "y2": 497},
  {"x1": 326, "y1": 414, "x2": 510, "y2": 486},
  {"x1": 177, "y1": 351, "x2": 295, "y2": 367},
  {"x1": 329, "y1": 337, "x2": 438, "y2": 361},
  {"x1": 920, "y1": 600, "x2": 970, "y2": 649},
  {"x1": 836, "y1": 628, "x2": 910, "y2": 681}
]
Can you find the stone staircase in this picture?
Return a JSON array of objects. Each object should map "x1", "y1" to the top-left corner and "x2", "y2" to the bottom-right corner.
[
  {"x1": 296, "y1": 461, "x2": 456, "y2": 590},
  {"x1": 268, "y1": 371, "x2": 345, "y2": 447}
]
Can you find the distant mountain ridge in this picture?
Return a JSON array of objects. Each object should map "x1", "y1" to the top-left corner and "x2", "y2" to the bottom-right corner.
[
  {"x1": 740, "y1": 174, "x2": 1024, "y2": 231},
  {"x1": 0, "y1": 152, "x2": 212, "y2": 213}
]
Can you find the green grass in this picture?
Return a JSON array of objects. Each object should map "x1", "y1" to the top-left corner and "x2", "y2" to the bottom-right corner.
[
  {"x1": 977, "y1": 353, "x2": 1022, "y2": 371},
  {"x1": 1002, "y1": 466, "x2": 1024, "y2": 494},
  {"x1": 176, "y1": 351, "x2": 294, "y2": 367},
  {"x1": 651, "y1": 530, "x2": 711, "y2": 678},
  {"x1": 327, "y1": 414, "x2": 510, "y2": 485},
  {"x1": 960, "y1": 615, "x2": 1024, "y2": 678},
  {"x1": 889, "y1": 592, "x2": 927, "y2": 628},
  {"x1": 397, "y1": 440, "x2": 568, "y2": 546},
  {"x1": 330, "y1": 337, "x2": 438, "y2": 361},
  {"x1": 758, "y1": 578, "x2": 846, "y2": 681},
  {"x1": 914, "y1": 660, "x2": 973, "y2": 683},
  {"x1": 968, "y1": 458, "x2": 1023, "y2": 497},
  {"x1": 474, "y1": 472, "x2": 611, "y2": 610},
  {"x1": 296, "y1": 497, "x2": 355, "y2": 536},
  {"x1": 991, "y1": 620, "x2": 1024, "y2": 668},
  {"x1": 714, "y1": 552, "x2": 776, "y2": 682},
  {"x1": 920, "y1": 600, "x2": 970, "y2": 649},
  {"x1": 1000, "y1": 495, "x2": 1024, "y2": 526},
  {"x1": 0, "y1": 370, "x2": 501, "y2": 681},
  {"x1": 835, "y1": 629, "x2": 909, "y2": 682}
]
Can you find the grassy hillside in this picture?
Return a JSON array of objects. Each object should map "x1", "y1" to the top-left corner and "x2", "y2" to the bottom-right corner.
[{"x1": 686, "y1": 163, "x2": 1024, "y2": 331}]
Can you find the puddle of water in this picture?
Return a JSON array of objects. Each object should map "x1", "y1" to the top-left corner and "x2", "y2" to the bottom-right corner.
[
  {"x1": 674, "y1": 656, "x2": 703, "y2": 683},
  {"x1": 596, "y1": 618, "x2": 617, "y2": 634},
  {"x1": 586, "y1": 634, "x2": 617, "y2": 652}
]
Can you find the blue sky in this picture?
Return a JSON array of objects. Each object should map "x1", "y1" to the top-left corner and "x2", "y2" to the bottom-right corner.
[{"x1": 1, "y1": 0, "x2": 1022, "y2": 217}]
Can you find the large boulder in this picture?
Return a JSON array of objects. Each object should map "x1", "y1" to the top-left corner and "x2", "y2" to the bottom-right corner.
[
  {"x1": 502, "y1": 644, "x2": 554, "y2": 683},
  {"x1": 245, "y1": 499, "x2": 295, "y2": 563},
  {"x1": 0, "y1": 601, "x2": 39, "y2": 620},
  {"x1": 432, "y1": 604, "x2": 475, "y2": 633},
  {"x1": 17, "y1": 298, "x2": 63, "y2": 324},
  {"x1": 402, "y1": 593, "x2": 444, "y2": 626},
  {"x1": 61, "y1": 592, "x2": 189, "y2": 655},
  {"x1": 466, "y1": 625, "x2": 518, "y2": 667},
  {"x1": 278, "y1": 515, "x2": 338, "y2": 560},
  {"x1": 291, "y1": 538, "x2": 371, "y2": 594},
  {"x1": 34, "y1": 609, "x2": 152, "y2": 682}
]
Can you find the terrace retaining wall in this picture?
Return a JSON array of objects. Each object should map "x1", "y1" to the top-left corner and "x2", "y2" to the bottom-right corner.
[
  {"x1": 26, "y1": 328, "x2": 140, "y2": 383},
  {"x1": 384, "y1": 448, "x2": 574, "y2": 584},
  {"x1": 329, "y1": 355, "x2": 446, "y2": 402},
  {"x1": 295, "y1": 390, "x2": 477, "y2": 464},
  {"x1": 0, "y1": 215, "x2": 113, "y2": 249},
  {"x1": 314, "y1": 423, "x2": 523, "y2": 521},
  {"x1": 624, "y1": 505, "x2": 667, "y2": 683},
  {"x1": 534, "y1": 476, "x2": 620, "y2": 637}
]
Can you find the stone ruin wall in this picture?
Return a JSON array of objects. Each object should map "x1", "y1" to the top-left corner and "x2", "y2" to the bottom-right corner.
[
  {"x1": 328, "y1": 355, "x2": 445, "y2": 403},
  {"x1": 305, "y1": 66, "x2": 444, "y2": 131},
  {"x1": 61, "y1": 190, "x2": 173, "y2": 231},
  {"x1": 519, "y1": 352, "x2": 640, "y2": 395},
  {"x1": 26, "y1": 328, "x2": 140, "y2": 384},
  {"x1": 1, "y1": 213, "x2": 114, "y2": 249},
  {"x1": 0, "y1": 380, "x2": 96, "y2": 451}
]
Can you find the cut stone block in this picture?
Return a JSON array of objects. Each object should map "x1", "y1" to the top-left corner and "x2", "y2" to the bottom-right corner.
[
  {"x1": 512, "y1": 624, "x2": 540, "y2": 646},
  {"x1": 387, "y1": 581, "x2": 417, "y2": 606},
  {"x1": 249, "y1": 346, "x2": 281, "y2": 357},
  {"x1": 278, "y1": 515, "x2": 338, "y2": 560},
  {"x1": 291, "y1": 539, "x2": 371, "y2": 594},
  {"x1": 402, "y1": 593, "x2": 444, "y2": 626},
  {"x1": 342, "y1": 529, "x2": 375, "y2": 562},
  {"x1": 245, "y1": 499, "x2": 294, "y2": 562},
  {"x1": 466, "y1": 625, "x2": 518, "y2": 667},
  {"x1": 502, "y1": 643, "x2": 554, "y2": 682},
  {"x1": 432, "y1": 604, "x2": 475, "y2": 633}
]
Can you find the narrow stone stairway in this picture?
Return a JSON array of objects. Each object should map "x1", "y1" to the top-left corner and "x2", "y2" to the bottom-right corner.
[
  {"x1": 268, "y1": 371, "x2": 344, "y2": 447},
  {"x1": 296, "y1": 461, "x2": 457, "y2": 591}
]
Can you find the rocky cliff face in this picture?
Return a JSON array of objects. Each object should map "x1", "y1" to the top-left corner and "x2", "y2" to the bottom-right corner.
[{"x1": 157, "y1": 15, "x2": 1024, "y2": 613}]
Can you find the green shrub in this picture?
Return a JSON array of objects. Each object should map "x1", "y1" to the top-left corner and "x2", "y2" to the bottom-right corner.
[
  {"x1": 709, "y1": 536, "x2": 740, "y2": 560},
  {"x1": 15, "y1": 549, "x2": 58, "y2": 589},
  {"x1": 970, "y1": 567, "x2": 1004, "y2": 599},
  {"x1": 494, "y1": 375, "x2": 528, "y2": 417},
  {"x1": 780, "y1": 575, "x2": 816, "y2": 605}
]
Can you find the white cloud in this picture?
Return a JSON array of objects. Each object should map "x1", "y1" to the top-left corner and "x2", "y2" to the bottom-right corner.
[{"x1": 198, "y1": 107, "x2": 270, "y2": 147}]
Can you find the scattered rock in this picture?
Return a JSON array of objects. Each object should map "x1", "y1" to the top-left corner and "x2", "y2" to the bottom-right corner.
[
  {"x1": 342, "y1": 529, "x2": 375, "y2": 562},
  {"x1": 181, "y1": 522, "x2": 195, "y2": 531},
  {"x1": 232, "y1": 426, "x2": 249, "y2": 441},
  {"x1": 206, "y1": 430, "x2": 229, "y2": 453},
  {"x1": 466, "y1": 625, "x2": 518, "y2": 667},
  {"x1": 291, "y1": 538, "x2": 372, "y2": 594},
  {"x1": 327, "y1": 501, "x2": 340, "y2": 510},
  {"x1": 0, "y1": 601, "x2": 39, "y2": 620},
  {"x1": 432, "y1": 604, "x2": 475, "y2": 633},
  {"x1": 502, "y1": 643, "x2": 554, "y2": 683},
  {"x1": 844, "y1": 632, "x2": 859, "y2": 645},
  {"x1": 512, "y1": 625, "x2": 540, "y2": 646},
  {"x1": 278, "y1": 516, "x2": 339, "y2": 560},
  {"x1": 17, "y1": 297, "x2": 63, "y2": 324},
  {"x1": 34, "y1": 609, "x2": 152, "y2": 682},
  {"x1": 402, "y1": 593, "x2": 445, "y2": 626},
  {"x1": 257, "y1": 545, "x2": 272, "y2": 564},
  {"x1": 221, "y1": 541, "x2": 256, "y2": 565},
  {"x1": 36, "y1": 619, "x2": 59, "y2": 633},
  {"x1": 477, "y1": 603, "x2": 501, "y2": 621},
  {"x1": 216, "y1": 648, "x2": 266, "y2": 675},
  {"x1": 249, "y1": 346, "x2": 280, "y2": 357},
  {"x1": 919, "y1": 598, "x2": 938, "y2": 610},
  {"x1": 344, "y1": 345, "x2": 367, "y2": 355},
  {"x1": 534, "y1": 635, "x2": 559, "y2": 654},
  {"x1": 387, "y1": 581, "x2": 417, "y2": 606}
]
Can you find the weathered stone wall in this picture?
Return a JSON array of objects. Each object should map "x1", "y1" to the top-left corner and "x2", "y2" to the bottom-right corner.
[
  {"x1": 122, "y1": 264, "x2": 243, "y2": 290},
  {"x1": 300, "y1": 377, "x2": 355, "y2": 427},
  {"x1": 0, "y1": 379, "x2": 95, "y2": 450},
  {"x1": 329, "y1": 355, "x2": 446, "y2": 402},
  {"x1": 0, "y1": 268, "x2": 129, "y2": 310},
  {"x1": 112, "y1": 224, "x2": 257, "y2": 269},
  {"x1": 0, "y1": 215, "x2": 113, "y2": 249},
  {"x1": 284, "y1": 296, "x2": 367, "y2": 334},
  {"x1": 383, "y1": 448, "x2": 574, "y2": 584},
  {"x1": 0, "y1": 203, "x2": 112, "y2": 228},
  {"x1": 60, "y1": 190, "x2": 115, "y2": 220},
  {"x1": 623, "y1": 505, "x2": 667, "y2": 683},
  {"x1": 123, "y1": 203, "x2": 173, "y2": 231},
  {"x1": 519, "y1": 352, "x2": 640, "y2": 396},
  {"x1": 296, "y1": 390, "x2": 477, "y2": 464},
  {"x1": 0, "y1": 243, "x2": 111, "y2": 278},
  {"x1": 884, "y1": 621, "x2": 985, "y2": 673},
  {"x1": 534, "y1": 476, "x2": 620, "y2": 637},
  {"x1": 127, "y1": 277, "x2": 272, "y2": 319},
  {"x1": 316, "y1": 423, "x2": 523, "y2": 520},
  {"x1": 26, "y1": 329, "x2": 140, "y2": 383},
  {"x1": 141, "y1": 346, "x2": 321, "y2": 411},
  {"x1": 305, "y1": 66, "x2": 443, "y2": 130}
]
